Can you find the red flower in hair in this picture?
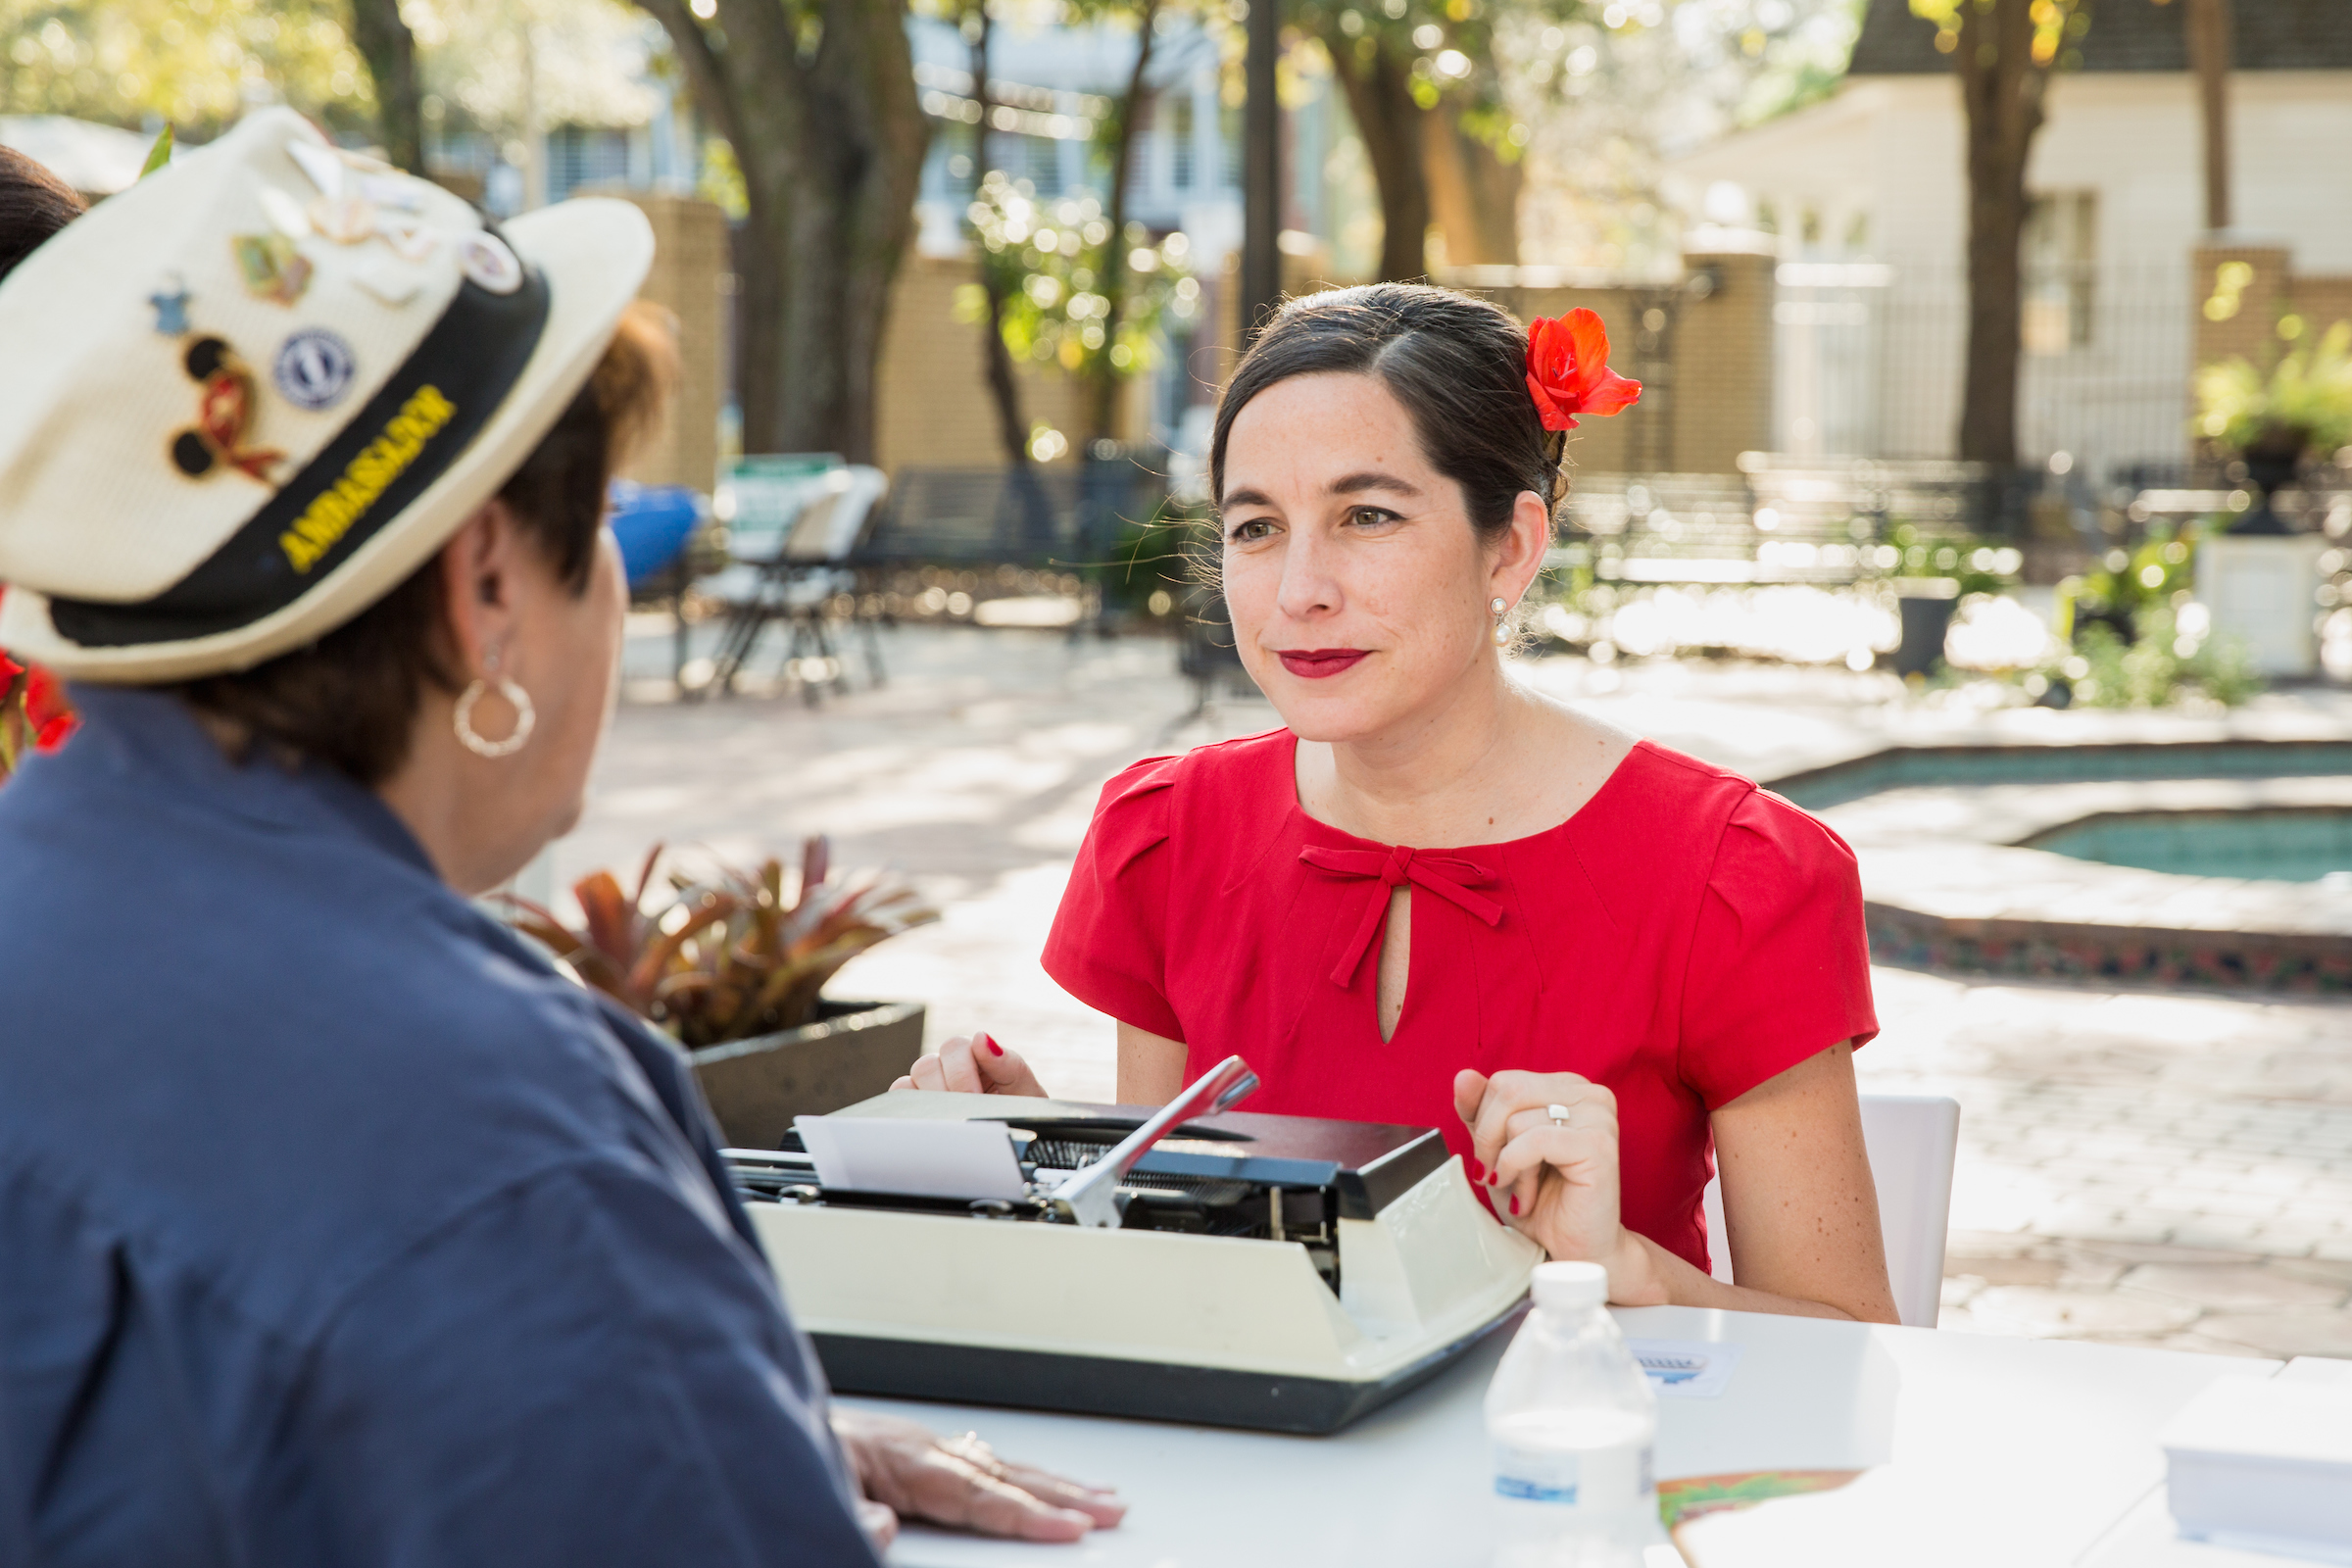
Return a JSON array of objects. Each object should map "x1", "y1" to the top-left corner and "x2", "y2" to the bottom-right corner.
[{"x1": 1524, "y1": 309, "x2": 1642, "y2": 430}]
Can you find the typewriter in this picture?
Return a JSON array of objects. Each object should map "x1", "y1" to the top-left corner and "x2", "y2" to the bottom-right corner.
[{"x1": 726, "y1": 1056, "x2": 1541, "y2": 1434}]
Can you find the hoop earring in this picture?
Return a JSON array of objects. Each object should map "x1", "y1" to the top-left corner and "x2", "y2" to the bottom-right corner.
[
  {"x1": 1490, "y1": 596, "x2": 1512, "y2": 649},
  {"x1": 454, "y1": 648, "x2": 535, "y2": 759}
]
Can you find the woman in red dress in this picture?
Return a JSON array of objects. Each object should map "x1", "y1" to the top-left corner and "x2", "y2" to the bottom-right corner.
[{"x1": 904, "y1": 284, "x2": 1897, "y2": 1324}]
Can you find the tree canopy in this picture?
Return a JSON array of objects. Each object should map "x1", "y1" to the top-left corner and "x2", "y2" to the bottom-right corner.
[{"x1": 0, "y1": 0, "x2": 372, "y2": 136}]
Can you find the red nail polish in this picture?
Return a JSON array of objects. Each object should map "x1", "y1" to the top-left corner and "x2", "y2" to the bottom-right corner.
[
  {"x1": 1508, "y1": 1194, "x2": 1520, "y2": 1216},
  {"x1": 983, "y1": 1035, "x2": 1004, "y2": 1057},
  {"x1": 1469, "y1": 1157, "x2": 1484, "y2": 1180}
]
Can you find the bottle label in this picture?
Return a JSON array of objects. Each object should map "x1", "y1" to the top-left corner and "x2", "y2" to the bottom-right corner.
[
  {"x1": 1494, "y1": 1446, "x2": 1580, "y2": 1504},
  {"x1": 1493, "y1": 1444, "x2": 1654, "y2": 1510}
]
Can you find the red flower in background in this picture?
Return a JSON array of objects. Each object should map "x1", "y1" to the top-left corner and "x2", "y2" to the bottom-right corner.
[{"x1": 1524, "y1": 309, "x2": 1642, "y2": 431}]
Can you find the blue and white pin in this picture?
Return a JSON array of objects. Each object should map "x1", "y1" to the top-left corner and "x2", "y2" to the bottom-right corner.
[
  {"x1": 148, "y1": 272, "x2": 191, "y2": 336},
  {"x1": 272, "y1": 326, "x2": 358, "y2": 412}
]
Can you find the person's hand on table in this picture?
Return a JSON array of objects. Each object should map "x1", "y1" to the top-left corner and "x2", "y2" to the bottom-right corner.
[
  {"x1": 892, "y1": 1032, "x2": 1050, "y2": 1097},
  {"x1": 1454, "y1": 1068, "x2": 1667, "y2": 1307},
  {"x1": 830, "y1": 1407, "x2": 1126, "y2": 1546}
]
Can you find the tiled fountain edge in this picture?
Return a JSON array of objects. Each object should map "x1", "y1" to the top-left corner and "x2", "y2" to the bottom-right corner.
[{"x1": 1863, "y1": 902, "x2": 2352, "y2": 995}]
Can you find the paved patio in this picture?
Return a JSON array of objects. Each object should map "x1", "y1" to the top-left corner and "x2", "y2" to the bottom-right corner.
[{"x1": 564, "y1": 622, "x2": 2352, "y2": 1358}]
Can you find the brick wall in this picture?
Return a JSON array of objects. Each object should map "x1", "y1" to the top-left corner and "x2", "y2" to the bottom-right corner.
[
  {"x1": 2193, "y1": 243, "x2": 2352, "y2": 366},
  {"x1": 874, "y1": 253, "x2": 1148, "y2": 476},
  {"x1": 607, "y1": 193, "x2": 727, "y2": 494}
]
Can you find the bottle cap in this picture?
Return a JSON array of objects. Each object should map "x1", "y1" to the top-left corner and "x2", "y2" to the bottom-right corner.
[{"x1": 1531, "y1": 1259, "x2": 1609, "y2": 1313}]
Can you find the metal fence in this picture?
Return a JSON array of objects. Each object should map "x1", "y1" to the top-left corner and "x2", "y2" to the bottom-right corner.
[{"x1": 1776, "y1": 262, "x2": 2194, "y2": 486}]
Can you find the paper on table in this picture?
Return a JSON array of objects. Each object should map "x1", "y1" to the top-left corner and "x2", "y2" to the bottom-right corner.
[
  {"x1": 794, "y1": 1113, "x2": 1028, "y2": 1200},
  {"x1": 1629, "y1": 1338, "x2": 1743, "y2": 1399}
]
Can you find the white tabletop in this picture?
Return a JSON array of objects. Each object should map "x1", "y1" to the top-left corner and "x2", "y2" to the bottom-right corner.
[{"x1": 847, "y1": 1305, "x2": 2279, "y2": 1568}]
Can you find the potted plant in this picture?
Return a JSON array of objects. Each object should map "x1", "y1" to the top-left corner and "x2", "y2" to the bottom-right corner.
[
  {"x1": 1884, "y1": 528, "x2": 2019, "y2": 679},
  {"x1": 505, "y1": 838, "x2": 937, "y2": 1149},
  {"x1": 2195, "y1": 320, "x2": 2352, "y2": 534}
]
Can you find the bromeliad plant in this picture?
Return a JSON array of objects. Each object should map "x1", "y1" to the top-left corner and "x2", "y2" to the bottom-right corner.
[{"x1": 504, "y1": 839, "x2": 938, "y2": 1050}]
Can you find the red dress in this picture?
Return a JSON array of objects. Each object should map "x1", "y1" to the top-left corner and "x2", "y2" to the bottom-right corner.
[{"x1": 1041, "y1": 730, "x2": 1879, "y2": 1271}]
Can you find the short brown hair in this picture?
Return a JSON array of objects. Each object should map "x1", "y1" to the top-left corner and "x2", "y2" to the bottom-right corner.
[
  {"x1": 0, "y1": 145, "x2": 85, "y2": 282},
  {"x1": 172, "y1": 301, "x2": 680, "y2": 784}
]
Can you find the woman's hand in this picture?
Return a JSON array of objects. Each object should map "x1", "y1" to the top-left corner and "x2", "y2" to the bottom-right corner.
[
  {"x1": 892, "y1": 1032, "x2": 1050, "y2": 1097},
  {"x1": 1453, "y1": 1068, "x2": 1666, "y2": 1306},
  {"x1": 830, "y1": 1408, "x2": 1125, "y2": 1545}
]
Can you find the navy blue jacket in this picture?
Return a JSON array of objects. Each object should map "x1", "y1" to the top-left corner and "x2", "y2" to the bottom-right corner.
[{"x1": 0, "y1": 687, "x2": 877, "y2": 1567}]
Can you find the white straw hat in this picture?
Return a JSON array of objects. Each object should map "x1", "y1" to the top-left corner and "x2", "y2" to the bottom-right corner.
[{"x1": 0, "y1": 107, "x2": 655, "y2": 682}]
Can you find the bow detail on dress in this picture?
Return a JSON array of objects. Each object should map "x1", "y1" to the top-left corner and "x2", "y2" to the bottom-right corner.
[{"x1": 1298, "y1": 844, "x2": 1504, "y2": 989}]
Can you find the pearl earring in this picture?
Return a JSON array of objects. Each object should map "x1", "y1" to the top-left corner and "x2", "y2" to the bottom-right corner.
[{"x1": 1490, "y1": 596, "x2": 1511, "y2": 649}]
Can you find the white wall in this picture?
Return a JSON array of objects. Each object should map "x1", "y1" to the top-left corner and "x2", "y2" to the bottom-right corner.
[{"x1": 1671, "y1": 69, "x2": 2352, "y2": 477}]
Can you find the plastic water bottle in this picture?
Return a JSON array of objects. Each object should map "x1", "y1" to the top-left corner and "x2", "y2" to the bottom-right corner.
[{"x1": 1486, "y1": 1260, "x2": 1659, "y2": 1568}]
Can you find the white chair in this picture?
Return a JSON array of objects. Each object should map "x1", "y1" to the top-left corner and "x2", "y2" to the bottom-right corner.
[
  {"x1": 1701, "y1": 1092, "x2": 1959, "y2": 1329},
  {"x1": 701, "y1": 466, "x2": 890, "y2": 698}
]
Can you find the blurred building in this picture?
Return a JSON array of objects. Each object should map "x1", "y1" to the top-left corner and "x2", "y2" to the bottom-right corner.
[{"x1": 1671, "y1": 0, "x2": 2352, "y2": 484}]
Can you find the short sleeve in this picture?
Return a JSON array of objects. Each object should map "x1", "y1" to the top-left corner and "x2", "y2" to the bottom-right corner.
[
  {"x1": 1042, "y1": 756, "x2": 1185, "y2": 1041},
  {"x1": 1678, "y1": 789, "x2": 1879, "y2": 1109},
  {"x1": 304, "y1": 1156, "x2": 879, "y2": 1568}
]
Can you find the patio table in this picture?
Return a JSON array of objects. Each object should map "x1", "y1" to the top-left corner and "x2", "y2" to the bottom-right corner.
[{"x1": 844, "y1": 1304, "x2": 2283, "y2": 1568}]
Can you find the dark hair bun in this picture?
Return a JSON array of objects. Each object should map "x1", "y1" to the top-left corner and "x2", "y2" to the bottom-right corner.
[{"x1": 1209, "y1": 283, "x2": 1561, "y2": 545}]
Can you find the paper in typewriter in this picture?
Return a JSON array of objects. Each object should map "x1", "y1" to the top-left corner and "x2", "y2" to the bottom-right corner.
[{"x1": 793, "y1": 1113, "x2": 1029, "y2": 1200}]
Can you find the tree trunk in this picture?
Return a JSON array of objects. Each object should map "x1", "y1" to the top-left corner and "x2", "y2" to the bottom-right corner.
[
  {"x1": 1321, "y1": 31, "x2": 1428, "y2": 282},
  {"x1": 639, "y1": 0, "x2": 927, "y2": 463},
  {"x1": 1084, "y1": 0, "x2": 1158, "y2": 448},
  {"x1": 968, "y1": 8, "x2": 1033, "y2": 467},
  {"x1": 348, "y1": 0, "x2": 424, "y2": 174},
  {"x1": 1951, "y1": 0, "x2": 2049, "y2": 466},
  {"x1": 1420, "y1": 109, "x2": 1520, "y2": 267},
  {"x1": 2185, "y1": 0, "x2": 2232, "y2": 233}
]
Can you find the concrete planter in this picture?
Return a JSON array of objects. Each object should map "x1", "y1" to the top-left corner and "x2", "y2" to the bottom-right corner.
[
  {"x1": 2197, "y1": 535, "x2": 2326, "y2": 676},
  {"x1": 1893, "y1": 578, "x2": 1961, "y2": 678},
  {"x1": 689, "y1": 1000, "x2": 926, "y2": 1150}
]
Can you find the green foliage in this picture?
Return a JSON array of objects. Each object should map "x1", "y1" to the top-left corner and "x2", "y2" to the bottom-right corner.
[
  {"x1": 697, "y1": 135, "x2": 749, "y2": 221},
  {"x1": 2195, "y1": 320, "x2": 2352, "y2": 456},
  {"x1": 137, "y1": 124, "x2": 173, "y2": 176},
  {"x1": 1886, "y1": 522, "x2": 2021, "y2": 598},
  {"x1": 2052, "y1": 606, "x2": 2262, "y2": 710},
  {"x1": 958, "y1": 171, "x2": 1196, "y2": 379},
  {"x1": 2062, "y1": 518, "x2": 2202, "y2": 631},
  {"x1": 503, "y1": 840, "x2": 939, "y2": 1050},
  {"x1": 1736, "y1": 0, "x2": 1866, "y2": 126},
  {"x1": 2037, "y1": 517, "x2": 2263, "y2": 710},
  {"x1": 0, "y1": 0, "x2": 374, "y2": 136},
  {"x1": 1906, "y1": 0, "x2": 2088, "y2": 70},
  {"x1": 401, "y1": 0, "x2": 660, "y2": 138},
  {"x1": 1291, "y1": 0, "x2": 1581, "y2": 157}
]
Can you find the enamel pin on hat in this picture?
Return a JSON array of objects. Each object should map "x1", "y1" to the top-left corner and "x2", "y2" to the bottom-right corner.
[{"x1": 0, "y1": 108, "x2": 654, "y2": 683}]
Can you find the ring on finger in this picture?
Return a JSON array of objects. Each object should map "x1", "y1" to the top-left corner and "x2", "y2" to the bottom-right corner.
[{"x1": 1546, "y1": 1102, "x2": 1574, "y2": 1127}]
